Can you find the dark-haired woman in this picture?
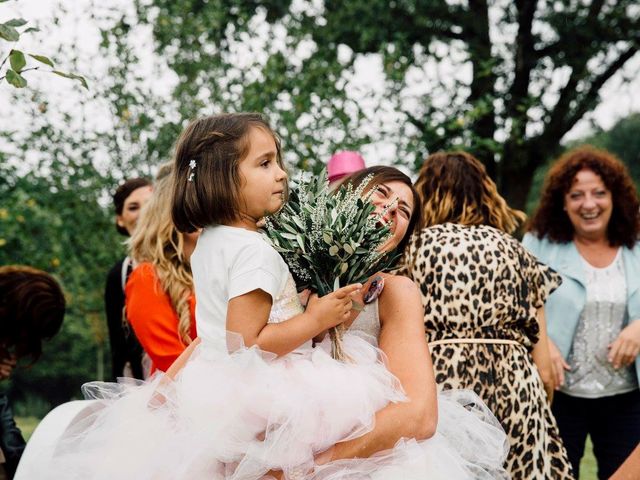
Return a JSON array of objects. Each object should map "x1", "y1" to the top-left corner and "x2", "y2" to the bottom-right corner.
[
  {"x1": 401, "y1": 151, "x2": 573, "y2": 478},
  {"x1": 524, "y1": 145, "x2": 640, "y2": 479},
  {"x1": 0, "y1": 265, "x2": 65, "y2": 479},
  {"x1": 104, "y1": 178, "x2": 152, "y2": 380}
]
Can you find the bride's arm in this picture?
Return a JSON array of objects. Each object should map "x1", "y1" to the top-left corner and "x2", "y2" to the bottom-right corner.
[
  {"x1": 165, "y1": 337, "x2": 201, "y2": 380},
  {"x1": 319, "y1": 275, "x2": 437, "y2": 462}
]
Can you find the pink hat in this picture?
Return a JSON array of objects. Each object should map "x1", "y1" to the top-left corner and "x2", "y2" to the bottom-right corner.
[{"x1": 327, "y1": 151, "x2": 366, "y2": 182}]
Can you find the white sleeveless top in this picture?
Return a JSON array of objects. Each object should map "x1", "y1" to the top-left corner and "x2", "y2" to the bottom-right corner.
[{"x1": 349, "y1": 300, "x2": 381, "y2": 339}]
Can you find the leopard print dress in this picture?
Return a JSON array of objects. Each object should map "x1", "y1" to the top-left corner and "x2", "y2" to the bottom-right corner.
[{"x1": 401, "y1": 223, "x2": 574, "y2": 479}]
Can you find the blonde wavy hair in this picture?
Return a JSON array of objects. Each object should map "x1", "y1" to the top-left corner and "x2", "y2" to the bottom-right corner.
[
  {"x1": 129, "y1": 162, "x2": 194, "y2": 344},
  {"x1": 415, "y1": 151, "x2": 526, "y2": 234}
]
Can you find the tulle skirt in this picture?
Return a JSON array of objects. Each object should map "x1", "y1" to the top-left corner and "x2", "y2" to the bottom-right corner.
[{"x1": 31, "y1": 333, "x2": 509, "y2": 479}]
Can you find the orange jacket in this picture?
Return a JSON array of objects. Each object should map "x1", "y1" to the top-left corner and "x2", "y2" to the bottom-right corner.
[{"x1": 125, "y1": 262, "x2": 196, "y2": 373}]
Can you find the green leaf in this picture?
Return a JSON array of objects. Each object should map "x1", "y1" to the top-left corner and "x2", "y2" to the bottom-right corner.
[
  {"x1": 6, "y1": 69, "x2": 27, "y2": 88},
  {"x1": 29, "y1": 54, "x2": 54, "y2": 67},
  {"x1": 282, "y1": 222, "x2": 298, "y2": 235},
  {"x1": 52, "y1": 70, "x2": 89, "y2": 89},
  {"x1": 24, "y1": 27, "x2": 40, "y2": 33},
  {"x1": 292, "y1": 215, "x2": 306, "y2": 231},
  {"x1": 9, "y1": 50, "x2": 26, "y2": 73},
  {"x1": 0, "y1": 24, "x2": 20, "y2": 42},
  {"x1": 5, "y1": 19, "x2": 28, "y2": 27}
]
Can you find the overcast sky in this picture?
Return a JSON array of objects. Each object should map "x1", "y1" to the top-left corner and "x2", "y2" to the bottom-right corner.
[{"x1": 2, "y1": 0, "x2": 639, "y2": 168}]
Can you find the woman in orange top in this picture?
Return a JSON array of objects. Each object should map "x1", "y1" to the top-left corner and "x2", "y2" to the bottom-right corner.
[{"x1": 126, "y1": 163, "x2": 198, "y2": 373}]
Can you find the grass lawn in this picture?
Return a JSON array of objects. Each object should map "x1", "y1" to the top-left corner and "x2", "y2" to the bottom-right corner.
[
  {"x1": 580, "y1": 437, "x2": 598, "y2": 479},
  {"x1": 15, "y1": 415, "x2": 600, "y2": 478},
  {"x1": 16, "y1": 416, "x2": 40, "y2": 442}
]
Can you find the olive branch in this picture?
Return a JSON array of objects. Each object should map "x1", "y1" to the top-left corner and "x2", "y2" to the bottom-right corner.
[{"x1": 265, "y1": 169, "x2": 399, "y2": 359}]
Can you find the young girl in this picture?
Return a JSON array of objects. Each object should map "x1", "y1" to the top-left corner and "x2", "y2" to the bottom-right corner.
[{"x1": 36, "y1": 114, "x2": 507, "y2": 480}]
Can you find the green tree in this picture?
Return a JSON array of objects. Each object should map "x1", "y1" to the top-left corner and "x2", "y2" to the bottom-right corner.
[
  {"x1": 101, "y1": 0, "x2": 640, "y2": 209},
  {"x1": 580, "y1": 113, "x2": 640, "y2": 182},
  {"x1": 526, "y1": 113, "x2": 640, "y2": 213},
  {"x1": 0, "y1": 111, "x2": 119, "y2": 410}
]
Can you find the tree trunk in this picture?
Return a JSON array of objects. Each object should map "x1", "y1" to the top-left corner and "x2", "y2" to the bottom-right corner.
[
  {"x1": 499, "y1": 144, "x2": 538, "y2": 211},
  {"x1": 466, "y1": 0, "x2": 498, "y2": 178}
]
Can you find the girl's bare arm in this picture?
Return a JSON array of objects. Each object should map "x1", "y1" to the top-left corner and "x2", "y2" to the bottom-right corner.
[{"x1": 226, "y1": 284, "x2": 361, "y2": 357}]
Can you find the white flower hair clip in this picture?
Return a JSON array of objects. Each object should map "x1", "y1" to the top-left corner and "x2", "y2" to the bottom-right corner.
[{"x1": 188, "y1": 159, "x2": 196, "y2": 182}]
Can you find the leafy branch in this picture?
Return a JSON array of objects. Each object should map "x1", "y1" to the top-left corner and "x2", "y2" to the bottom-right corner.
[{"x1": 0, "y1": 15, "x2": 87, "y2": 89}]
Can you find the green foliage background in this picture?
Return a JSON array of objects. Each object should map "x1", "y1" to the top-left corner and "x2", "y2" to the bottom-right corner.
[{"x1": 0, "y1": 114, "x2": 124, "y2": 413}]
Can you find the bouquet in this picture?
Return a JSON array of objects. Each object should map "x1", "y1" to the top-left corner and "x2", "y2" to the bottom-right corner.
[{"x1": 264, "y1": 169, "x2": 400, "y2": 359}]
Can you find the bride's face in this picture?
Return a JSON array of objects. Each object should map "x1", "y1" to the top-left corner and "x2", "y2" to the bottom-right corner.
[{"x1": 370, "y1": 180, "x2": 414, "y2": 252}]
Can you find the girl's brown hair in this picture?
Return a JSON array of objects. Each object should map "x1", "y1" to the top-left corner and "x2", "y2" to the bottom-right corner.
[
  {"x1": 527, "y1": 145, "x2": 640, "y2": 247},
  {"x1": 130, "y1": 163, "x2": 193, "y2": 344},
  {"x1": 341, "y1": 166, "x2": 422, "y2": 253},
  {"x1": 172, "y1": 113, "x2": 284, "y2": 233},
  {"x1": 415, "y1": 151, "x2": 526, "y2": 234}
]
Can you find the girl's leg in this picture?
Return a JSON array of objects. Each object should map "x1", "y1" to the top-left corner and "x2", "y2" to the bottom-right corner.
[{"x1": 551, "y1": 391, "x2": 589, "y2": 478}]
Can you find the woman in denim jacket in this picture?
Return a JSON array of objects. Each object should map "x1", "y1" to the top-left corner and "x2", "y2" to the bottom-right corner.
[{"x1": 523, "y1": 146, "x2": 640, "y2": 479}]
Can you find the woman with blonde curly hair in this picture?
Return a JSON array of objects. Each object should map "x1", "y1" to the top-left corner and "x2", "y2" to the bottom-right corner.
[
  {"x1": 126, "y1": 163, "x2": 198, "y2": 374},
  {"x1": 524, "y1": 146, "x2": 640, "y2": 479},
  {"x1": 401, "y1": 151, "x2": 574, "y2": 478}
]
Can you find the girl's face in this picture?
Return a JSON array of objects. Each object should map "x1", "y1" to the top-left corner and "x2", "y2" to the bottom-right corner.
[
  {"x1": 564, "y1": 168, "x2": 612, "y2": 242},
  {"x1": 237, "y1": 126, "x2": 287, "y2": 228},
  {"x1": 117, "y1": 186, "x2": 153, "y2": 236},
  {"x1": 370, "y1": 180, "x2": 414, "y2": 252}
]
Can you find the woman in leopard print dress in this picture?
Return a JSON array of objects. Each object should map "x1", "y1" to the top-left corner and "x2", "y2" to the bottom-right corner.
[{"x1": 401, "y1": 152, "x2": 574, "y2": 479}]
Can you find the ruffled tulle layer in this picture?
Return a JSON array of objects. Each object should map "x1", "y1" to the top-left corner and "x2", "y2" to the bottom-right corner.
[{"x1": 30, "y1": 333, "x2": 508, "y2": 479}]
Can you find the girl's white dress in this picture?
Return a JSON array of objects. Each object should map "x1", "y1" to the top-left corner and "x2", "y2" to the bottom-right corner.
[{"x1": 33, "y1": 226, "x2": 509, "y2": 479}]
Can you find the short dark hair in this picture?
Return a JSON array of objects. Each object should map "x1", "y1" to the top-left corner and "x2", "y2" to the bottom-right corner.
[
  {"x1": 113, "y1": 177, "x2": 152, "y2": 236},
  {"x1": 172, "y1": 113, "x2": 284, "y2": 233},
  {"x1": 0, "y1": 265, "x2": 65, "y2": 361},
  {"x1": 527, "y1": 145, "x2": 640, "y2": 247},
  {"x1": 341, "y1": 166, "x2": 421, "y2": 254}
]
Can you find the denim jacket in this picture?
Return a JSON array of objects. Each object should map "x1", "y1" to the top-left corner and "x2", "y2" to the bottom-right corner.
[{"x1": 522, "y1": 233, "x2": 640, "y2": 384}]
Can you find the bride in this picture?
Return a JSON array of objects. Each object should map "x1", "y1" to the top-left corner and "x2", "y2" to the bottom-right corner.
[{"x1": 20, "y1": 163, "x2": 508, "y2": 480}]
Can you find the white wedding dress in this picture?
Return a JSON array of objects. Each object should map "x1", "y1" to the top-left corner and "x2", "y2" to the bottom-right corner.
[{"x1": 21, "y1": 227, "x2": 509, "y2": 479}]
